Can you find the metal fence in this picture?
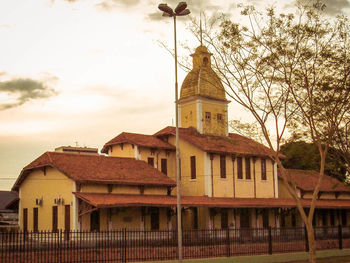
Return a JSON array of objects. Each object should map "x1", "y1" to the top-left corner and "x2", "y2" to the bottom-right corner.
[{"x1": 1, "y1": 226, "x2": 349, "y2": 263}]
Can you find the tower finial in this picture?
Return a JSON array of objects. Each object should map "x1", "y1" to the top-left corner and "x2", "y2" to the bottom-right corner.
[{"x1": 200, "y1": 11, "x2": 203, "y2": 46}]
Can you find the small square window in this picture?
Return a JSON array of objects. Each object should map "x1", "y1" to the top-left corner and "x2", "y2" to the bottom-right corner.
[
  {"x1": 217, "y1": 114, "x2": 223, "y2": 122},
  {"x1": 205, "y1": 112, "x2": 211, "y2": 121}
]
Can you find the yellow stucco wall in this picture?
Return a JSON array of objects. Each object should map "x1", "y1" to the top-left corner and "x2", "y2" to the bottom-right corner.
[
  {"x1": 201, "y1": 101, "x2": 227, "y2": 136},
  {"x1": 19, "y1": 167, "x2": 73, "y2": 231},
  {"x1": 167, "y1": 136, "x2": 205, "y2": 196},
  {"x1": 80, "y1": 181, "x2": 168, "y2": 195},
  {"x1": 109, "y1": 143, "x2": 135, "y2": 158},
  {"x1": 278, "y1": 178, "x2": 301, "y2": 198},
  {"x1": 211, "y1": 154, "x2": 234, "y2": 198},
  {"x1": 138, "y1": 147, "x2": 175, "y2": 179},
  {"x1": 81, "y1": 184, "x2": 107, "y2": 193},
  {"x1": 255, "y1": 159, "x2": 275, "y2": 198},
  {"x1": 81, "y1": 207, "x2": 170, "y2": 230},
  {"x1": 179, "y1": 98, "x2": 227, "y2": 136},
  {"x1": 112, "y1": 185, "x2": 140, "y2": 194},
  {"x1": 179, "y1": 100, "x2": 197, "y2": 131}
]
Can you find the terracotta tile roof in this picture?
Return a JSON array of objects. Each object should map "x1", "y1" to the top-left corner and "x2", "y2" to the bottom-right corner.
[
  {"x1": 101, "y1": 132, "x2": 175, "y2": 154},
  {"x1": 74, "y1": 193, "x2": 350, "y2": 209},
  {"x1": 154, "y1": 126, "x2": 277, "y2": 157},
  {"x1": 12, "y1": 152, "x2": 176, "y2": 190},
  {"x1": 278, "y1": 169, "x2": 350, "y2": 193}
]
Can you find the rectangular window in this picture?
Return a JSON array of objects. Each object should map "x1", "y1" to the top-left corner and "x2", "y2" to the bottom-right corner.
[
  {"x1": 52, "y1": 206, "x2": 58, "y2": 232},
  {"x1": 217, "y1": 113, "x2": 223, "y2": 122},
  {"x1": 220, "y1": 155, "x2": 226, "y2": 178},
  {"x1": 221, "y1": 210, "x2": 228, "y2": 229},
  {"x1": 23, "y1": 208, "x2": 28, "y2": 232},
  {"x1": 261, "y1": 159, "x2": 267, "y2": 180},
  {"x1": 33, "y1": 207, "x2": 38, "y2": 232},
  {"x1": 237, "y1": 157, "x2": 243, "y2": 179},
  {"x1": 161, "y1": 158, "x2": 167, "y2": 175},
  {"x1": 245, "y1": 157, "x2": 251, "y2": 179},
  {"x1": 205, "y1": 112, "x2": 211, "y2": 121},
  {"x1": 190, "y1": 156, "x2": 196, "y2": 180},
  {"x1": 147, "y1": 157, "x2": 154, "y2": 167}
]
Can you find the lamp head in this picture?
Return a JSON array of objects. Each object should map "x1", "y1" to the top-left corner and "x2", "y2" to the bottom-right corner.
[
  {"x1": 174, "y1": 2, "x2": 187, "y2": 14},
  {"x1": 177, "y1": 9, "x2": 190, "y2": 16},
  {"x1": 158, "y1": 3, "x2": 174, "y2": 16}
]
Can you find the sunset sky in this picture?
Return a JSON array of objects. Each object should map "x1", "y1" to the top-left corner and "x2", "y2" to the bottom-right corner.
[{"x1": 1, "y1": 0, "x2": 349, "y2": 191}]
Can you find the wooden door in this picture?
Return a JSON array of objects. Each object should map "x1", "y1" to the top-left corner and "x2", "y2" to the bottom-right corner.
[
  {"x1": 52, "y1": 206, "x2": 58, "y2": 232},
  {"x1": 23, "y1": 208, "x2": 28, "y2": 232},
  {"x1": 90, "y1": 210, "x2": 100, "y2": 231},
  {"x1": 240, "y1": 209, "x2": 250, "y2": 228},
  {"x1": 33, "y1": 208, "x2": 38, "y2": 232},
  {"x1": 221, "y1": 210, "x2": 228, "y2": 229},
  {"x1": 150, "y1": 207, "x2": 159, "y2": 230},
  {"x1": 65, "y1": 205, "x2": 70, "y2": 231}
]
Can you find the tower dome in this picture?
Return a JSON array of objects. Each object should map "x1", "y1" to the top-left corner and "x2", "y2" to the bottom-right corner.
[{"x1": 180, "y1": 45, "x2": 226, "y2": 101}]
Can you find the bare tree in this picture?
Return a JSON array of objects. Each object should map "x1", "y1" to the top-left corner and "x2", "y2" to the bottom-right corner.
[{"x1": 186, "y1": 1, "x2": 350, "y2": 262}]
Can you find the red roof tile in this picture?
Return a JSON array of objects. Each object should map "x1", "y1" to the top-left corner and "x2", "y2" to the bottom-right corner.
[
  {"x1": 13, "y1": 152, "x2": 176, "y2": 190},
  {"x1": 278, "y1": 169, "x2": 350, "y2": 193},
  {"x1": 74, "y1": 193, "x2": 350, "y2": 209},
  {"x1": 102, "y1": 132, "x2": 175, "y2": 153},
  {"x1": 154, "y1": 126, "x2": 276, "y2": 157}
]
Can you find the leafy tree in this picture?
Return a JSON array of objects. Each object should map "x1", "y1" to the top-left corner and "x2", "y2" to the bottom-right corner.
[
  {"x1": 281, "y1": 141, "x2": 347, "y2": 182},
  {"x1": 186, "y1": 1, "x2": 350, "y2": 262}
]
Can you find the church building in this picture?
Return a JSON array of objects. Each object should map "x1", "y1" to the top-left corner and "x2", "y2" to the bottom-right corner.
[{"x1": 13, "y1": 45, "x2": 350, "y2": 232}]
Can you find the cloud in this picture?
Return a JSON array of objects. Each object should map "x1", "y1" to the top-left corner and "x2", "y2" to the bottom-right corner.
[
  {"x1": 295, "y1": 0, "x2": 350, "y2": 15},
  {"x1": 0, "y1": 78, "x2": 58, "y2": 110},
  {"x1": 96, "y1": 0, "x2": 140, "y2": 11}
]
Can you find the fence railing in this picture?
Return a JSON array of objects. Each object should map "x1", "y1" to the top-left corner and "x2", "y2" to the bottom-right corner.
[{"x1": 0, "y1": 226, "x2": 349, "y2": 263}]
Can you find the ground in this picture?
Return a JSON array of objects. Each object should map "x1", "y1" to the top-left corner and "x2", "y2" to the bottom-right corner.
[{"x1": 152, "y1": 249, "x2": 350, "y2": 263}]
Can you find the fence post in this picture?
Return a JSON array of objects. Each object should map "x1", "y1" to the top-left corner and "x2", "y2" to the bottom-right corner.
[
  {"x1": 268, "y1": 227, "x2": 272, "y2": 255},
  {"x1": 59, "y1": 230, "x2": 62, "y2": 263},
  {"x1": 304, "y1": 226, "x2": 309, "y2": 252},
  {"x1": 122, "y1": 228, "x2": 127, "y2": 263},
  {"x1": 226, "y1": 228, "x2": 230, "y2": 257},
  {"x1": 338, "y1": 225, "x2": 343, "y2": 250}
]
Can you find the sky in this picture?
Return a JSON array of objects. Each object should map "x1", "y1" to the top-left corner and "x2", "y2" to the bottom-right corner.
[{"x1": 0, "y1": 0, "x2": 349, "y2": 191}]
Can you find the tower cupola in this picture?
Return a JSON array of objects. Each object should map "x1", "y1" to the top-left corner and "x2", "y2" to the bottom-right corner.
[{"x1": 179, "y1": 45, "x2": 229, "y2": 136}]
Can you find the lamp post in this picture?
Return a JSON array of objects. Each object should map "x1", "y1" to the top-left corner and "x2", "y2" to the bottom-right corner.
[{"x1": 158, "y1": 2, "x2": 190, "y2": 262}]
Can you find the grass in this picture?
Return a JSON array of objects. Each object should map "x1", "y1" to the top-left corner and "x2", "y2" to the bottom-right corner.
[{"x1": 151, "y1": 249, "x2": 350, "y2": 263}]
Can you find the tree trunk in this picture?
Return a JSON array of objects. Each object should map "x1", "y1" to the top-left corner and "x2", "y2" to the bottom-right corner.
[{"x1": 306, "y1": 222, "x2": 317, "y2": 263}]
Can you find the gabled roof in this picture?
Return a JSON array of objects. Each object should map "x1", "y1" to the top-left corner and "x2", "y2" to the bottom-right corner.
[
  {"x1": 154, "y1": 126, "x2": 276, "y2": 157},
  {"x1": 12, "y1": 152, "x2": 176, "y2": 191},
  {"x1": 101, "y1": 132, "x2": 175, "y2": 154},
  {"x1": 74, "y1": 192, "x2": 350, "y2": 209},
  {"x1": 278, "y1": 169, "x2": 350, "y2": 193},
  {"x1": 0, "y1": 191, "x2": 18, "y2": 210}
]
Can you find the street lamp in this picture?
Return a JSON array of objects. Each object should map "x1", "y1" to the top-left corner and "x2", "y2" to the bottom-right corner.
[{"x1": 158, "y1": 2, "x2": 190, "y2": 262}]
